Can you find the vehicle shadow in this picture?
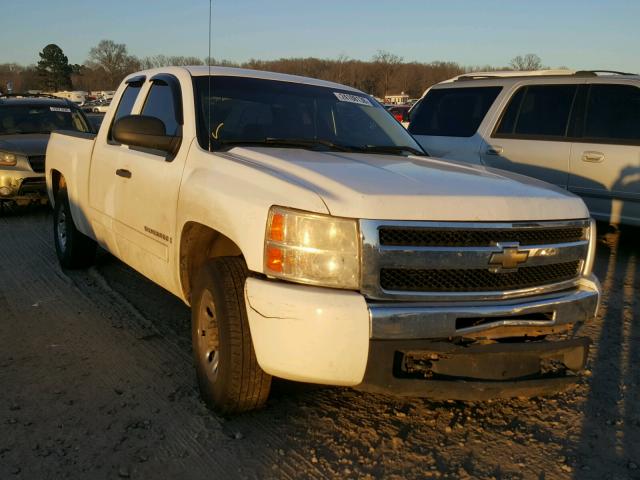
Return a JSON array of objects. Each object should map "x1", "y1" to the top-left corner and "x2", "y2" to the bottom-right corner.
[
  {"x1": 568, "y1": 223, "x2": 640, "y2": 478},
  {"x1": 0, "y1": 201, "x2": 49, "y2": 217}
]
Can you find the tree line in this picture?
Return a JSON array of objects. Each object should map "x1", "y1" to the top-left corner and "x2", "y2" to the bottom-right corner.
[{"x1": 0, "y1": 40, "x2": 545, "y2": 98}]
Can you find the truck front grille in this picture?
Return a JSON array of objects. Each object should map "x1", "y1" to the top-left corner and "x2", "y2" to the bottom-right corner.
[
  {"x1": 380, "y1": 260, "x2": 581, "y2": 292},
  {"x1": 360, "y1": 219, "x2": 591, "y2": 301},
  {"x1": 28, "y1": 155, "x2": 45, "y2": 173},
  {"x1": 379, "y1": 226, "x2": 586, "y2": 247}
]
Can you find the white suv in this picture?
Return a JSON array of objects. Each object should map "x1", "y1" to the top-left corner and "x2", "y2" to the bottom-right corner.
[{"x1": 408, "y1": 70, "x2": 640, "y2": 226}]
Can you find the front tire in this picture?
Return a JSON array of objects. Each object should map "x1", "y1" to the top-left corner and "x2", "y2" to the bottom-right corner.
[
  {"x1": 191, "y1": 257, "x2": 272, "y2": 414},
  {"x1": 53, "y1": 186, "x2": 97, "y2": 269}
]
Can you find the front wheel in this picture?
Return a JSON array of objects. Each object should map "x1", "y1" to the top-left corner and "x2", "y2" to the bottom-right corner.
[
  {"x1": 53, "y1": 186, "x2": 97, "y2": 269},
  {"x1": 191, "y1": 257, "x2": 271, "y2": 414}
]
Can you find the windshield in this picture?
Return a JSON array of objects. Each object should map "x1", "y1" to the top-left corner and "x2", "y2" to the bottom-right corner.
[
  {"x1": 0, "y1": 104, "x2": 91, "y2": 135},
  {"x1": 193, "y1": 76, "x2": 425, "y2": 155}
]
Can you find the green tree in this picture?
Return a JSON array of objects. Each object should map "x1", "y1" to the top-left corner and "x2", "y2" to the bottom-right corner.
[{"x1": 36, "y1": 44, "x2": 73, "y2": 91}]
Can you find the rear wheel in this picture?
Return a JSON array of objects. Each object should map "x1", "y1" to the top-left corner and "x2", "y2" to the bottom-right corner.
[
  {"x1": 53, "y1": 186, "x2": 96, "y2": 269},
  {"x1": 191, "y1": 257, "x2": 271, "y2": 414}
]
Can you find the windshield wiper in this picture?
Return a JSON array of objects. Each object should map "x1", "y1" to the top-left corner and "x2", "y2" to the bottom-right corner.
[
  {"x1": 359, "y1": 145, "x2": 427, "y2": 156},
  {"x1": 215, "y1": 137, "x2": 356, "y2": 152}
]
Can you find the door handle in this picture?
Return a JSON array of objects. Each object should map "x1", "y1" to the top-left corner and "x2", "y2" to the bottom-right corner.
[
  {"x1": 581, "y1": 151, "x2": 604, "y2": 163},
  {"x1": 116, "y1": 169, "x2": 132, "y2": 179},
  {"x1": 485, "y1": 146, "x2": 503, "y2": 156}
]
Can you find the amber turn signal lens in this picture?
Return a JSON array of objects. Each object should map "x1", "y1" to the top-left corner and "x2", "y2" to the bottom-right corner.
[
  {"x1": 266, "y1": 246, "x2": 283, "y2": 272},
  {"x1": 269, "y1": 213, "x2": 285, "y2": 242}
]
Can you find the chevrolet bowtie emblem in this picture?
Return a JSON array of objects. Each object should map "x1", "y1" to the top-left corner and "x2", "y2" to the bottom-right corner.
[{"x1": 489, "y1": 246, "x2": 529, "y2": 272}]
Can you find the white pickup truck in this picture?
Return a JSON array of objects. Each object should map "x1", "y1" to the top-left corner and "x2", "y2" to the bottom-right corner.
[{"x1": 46, "y1": 66, "x2": 601, "y2": 413}]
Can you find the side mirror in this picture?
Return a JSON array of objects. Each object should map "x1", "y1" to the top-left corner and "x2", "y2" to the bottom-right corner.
[{"x1": 112, "y1": 115, "x2": 181, "y2": 154}]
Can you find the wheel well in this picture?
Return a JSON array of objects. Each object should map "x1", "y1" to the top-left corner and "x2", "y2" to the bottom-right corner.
[
  {"x1": 51, "y1": 170, "x2": 65, "y2": 201},
  {"x1": 180, "y1": 222, "x2": 243, "y2": 302}
]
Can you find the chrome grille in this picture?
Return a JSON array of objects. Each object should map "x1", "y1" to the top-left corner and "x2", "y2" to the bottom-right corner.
[{"x1": 360, "y1": 219, "x2": 590, "y2": 301}]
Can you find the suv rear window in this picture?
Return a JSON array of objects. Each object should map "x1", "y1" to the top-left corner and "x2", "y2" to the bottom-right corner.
[
  {"x1": 495, "y1": 85, "x2": 577, "y2": 138},
  {"x1": 408, "y1": 86, "x2": 501, "y2": 137}
]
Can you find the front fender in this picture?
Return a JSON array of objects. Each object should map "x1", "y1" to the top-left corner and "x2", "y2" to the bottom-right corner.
[{"x1": 176, "y1": 147, "x2": 329, "y2": 275}]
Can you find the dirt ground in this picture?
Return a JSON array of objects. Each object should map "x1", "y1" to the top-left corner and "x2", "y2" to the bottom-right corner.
[{"x1": 1, "y1": 208, "x2": 638, "y2": 480}]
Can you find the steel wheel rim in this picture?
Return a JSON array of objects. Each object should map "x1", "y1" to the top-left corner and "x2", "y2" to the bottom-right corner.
[
  {"x1": 197, "y1": 289, "x2": 220, "y2": 383},
  {"x1": 57, "y1": 209, "x2": 67, "y2": 250}
]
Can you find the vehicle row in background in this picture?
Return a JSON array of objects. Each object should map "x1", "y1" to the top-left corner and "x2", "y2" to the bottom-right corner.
[
  {"x1": 408, "y1": 70, "x2": 640, "y2": 225},
  {"x1": 0, "y1": 93, "x2": 92, "y2": 205}
]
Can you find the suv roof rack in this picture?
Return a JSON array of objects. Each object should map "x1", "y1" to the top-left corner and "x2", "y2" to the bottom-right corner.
[
  {"x1": 574, "y1": 70, "x2": 638, "y2": 76},
  {"x1": 448, "y1": 69, "x2": 638, "y2": 83}
]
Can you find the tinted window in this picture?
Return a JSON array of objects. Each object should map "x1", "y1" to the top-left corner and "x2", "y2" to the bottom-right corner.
[
  {"x1": 496, "y1": 85, "x2": 576, "y2": 137},
  {"x1": 495, "y1": 88, "x2": 524, "y2": 135},
  {"x1": 142, "y1": 83, "x2": 179, "y2": 135},
  {"x1": 193, "y1": 76, "x2": 424, "y2": 154},
  {"x1": 0, "y1": 104, "x2": 90, "y2": 134},
  {"x1": 408, "y1": 87, "x2": 501, "y2": 137},
  {"x1": 113, "y1": 84, "x2": 141, "y2": 123},
  {"x1": 584, "y1": 84, "x2": 640, "y2": 142}
]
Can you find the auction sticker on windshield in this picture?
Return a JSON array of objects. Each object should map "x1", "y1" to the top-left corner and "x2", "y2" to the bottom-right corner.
[
  {"x1": 50, "y1": 107, "x2": 72, "y2": 113},
  {"x1": 333, "y1": 92, "x2": 373, "y2": 107}
]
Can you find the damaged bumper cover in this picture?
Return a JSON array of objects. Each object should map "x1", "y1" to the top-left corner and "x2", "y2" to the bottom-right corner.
[
  {"x1": 244, "y1": 275, "x2": 600, "y2": 399},
  {"x1": 356, "y1": 337, "x2": 590, "y2": 400}
]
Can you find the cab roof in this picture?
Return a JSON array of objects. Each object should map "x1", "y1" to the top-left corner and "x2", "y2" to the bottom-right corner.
[{"x1": 126, "y1": 66, "x2": 363, "y2": 93}]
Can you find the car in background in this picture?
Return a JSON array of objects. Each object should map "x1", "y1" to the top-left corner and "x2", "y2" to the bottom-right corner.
[
  {"x1": 408, "y1": 70, "x2": 640, "y2": 226},
  {"x1": 0, "y1": 93, "x2": 93, "y2": 205},
  {"x1": 385, "y1": 104, "x2": 411, "y2": 128},
  {"x1": 92, "y1": 100, "x2": 111, "y2": 113}
]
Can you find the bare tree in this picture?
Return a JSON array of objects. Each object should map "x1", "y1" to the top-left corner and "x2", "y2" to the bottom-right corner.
[
  {"x1": 510, "y1": 54, "x2": 543, "y2": 71},
  {"x1": 372, "y1": 50, "x2": 403, "y2": 97},
  {"x1": 140, "y1": 55, "x2": 204, "y2": 69},
  {"x1": 86, "y1": 40, "x2": 140, "y2": 88}
]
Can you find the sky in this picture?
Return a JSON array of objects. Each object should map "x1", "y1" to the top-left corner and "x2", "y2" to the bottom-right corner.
[{"x1": 1, "y1": 0, "x2": 639, "y2": 72}]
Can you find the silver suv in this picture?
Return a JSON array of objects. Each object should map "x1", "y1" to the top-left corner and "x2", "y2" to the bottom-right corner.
[{"x1": 408, "y1": 70, "x2": 640, "y2": 226}]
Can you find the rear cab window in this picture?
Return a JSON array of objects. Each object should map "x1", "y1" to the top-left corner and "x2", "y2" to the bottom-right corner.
[{"x1": 408, "y1": 86, "x2": 502, "y2": 137}]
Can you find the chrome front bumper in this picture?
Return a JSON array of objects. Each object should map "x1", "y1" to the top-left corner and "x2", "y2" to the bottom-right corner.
[{"x1": 368, "y1": 275, "x2": 600, "y2": 340}]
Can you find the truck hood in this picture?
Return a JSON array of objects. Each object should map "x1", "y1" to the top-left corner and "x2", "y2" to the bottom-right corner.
[
  {"x1": 0, "y1": 134, "x2": 49, "y2": 157},
  {"x1": 226, "y1": 147, "x2": 589, "y2": 221}
]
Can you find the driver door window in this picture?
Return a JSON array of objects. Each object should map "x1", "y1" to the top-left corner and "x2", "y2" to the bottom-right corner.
[{"x1": 141, "y1": 83, "x2": 179, "y2": 135}]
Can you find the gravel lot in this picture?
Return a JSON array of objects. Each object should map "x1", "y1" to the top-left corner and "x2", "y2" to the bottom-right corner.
[{"x1": 1, "y1": 208, "x2": 638, "y2": 479}]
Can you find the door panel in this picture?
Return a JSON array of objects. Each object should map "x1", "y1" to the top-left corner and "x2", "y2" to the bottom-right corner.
[
  {"x1": 481, "y1": 138, "x2": 571, "y2": 188},
  {"x1": 111, "y1": 77, "x2": 187, "y2": 291},
  {"x1": 569, "y1": 83, "x2": 640, "y2": 224},
  {"x1": 569, "y1": 143, "x2": 640, "y2": 224},
  {"x1": 88, "y1": 80, "x2": 145, "y2": 253}
]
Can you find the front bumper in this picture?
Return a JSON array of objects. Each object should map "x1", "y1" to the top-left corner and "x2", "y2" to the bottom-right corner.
[
  {"x1": 244, "y1": 275, "x2": 600, "y2": 398},
  {"x1": 0, "y1": 169, "x2": 47, "y2": 204}
]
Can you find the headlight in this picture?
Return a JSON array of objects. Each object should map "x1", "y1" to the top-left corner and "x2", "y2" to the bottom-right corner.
[
  {"x1": 0, "y1": 151, "x2": 18, "y2": 166},
  {"x1": 583, "y1": 218, "x2": 597, "y2": 276},
  {"x1": 264, "y1": 206, "x2": 360, "y2": 289}
]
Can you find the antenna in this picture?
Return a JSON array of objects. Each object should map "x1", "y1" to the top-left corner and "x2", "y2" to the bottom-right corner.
[{"x1": 207, "y1": 0, "x2": 212, "y2": 151}]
